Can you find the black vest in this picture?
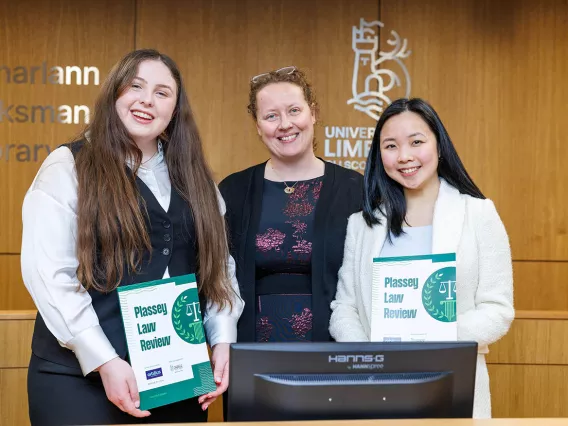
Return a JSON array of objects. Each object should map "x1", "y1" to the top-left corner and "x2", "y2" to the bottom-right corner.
[{"x1": 31, "y1": 141, "x2": 199, "y2": 373}]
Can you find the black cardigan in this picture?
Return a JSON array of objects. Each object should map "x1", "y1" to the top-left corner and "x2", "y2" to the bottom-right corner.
[{"x1": 219, "y1": 160, "x2": 363, "y2": 342}]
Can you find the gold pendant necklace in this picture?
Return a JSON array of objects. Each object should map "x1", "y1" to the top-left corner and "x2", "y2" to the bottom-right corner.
[
  {"x1": 284, "y1": 184, "x2": 297, "y2": 194},
  {"x1": 269, "y1": 160, "x2": 298, "y2": 194}
]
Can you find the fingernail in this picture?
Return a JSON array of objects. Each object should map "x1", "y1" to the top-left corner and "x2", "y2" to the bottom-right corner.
[
  {"x1": 134, "y1": 401, "x2": 140, "y2": 408},
  {"x1": 215, "y1": 377, "x2": 222, "y2": 383}
]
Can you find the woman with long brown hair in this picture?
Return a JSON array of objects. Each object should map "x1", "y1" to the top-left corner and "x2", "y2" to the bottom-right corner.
[{"x1": 21, "y1": 49, "x2": 243, "y2": 425}]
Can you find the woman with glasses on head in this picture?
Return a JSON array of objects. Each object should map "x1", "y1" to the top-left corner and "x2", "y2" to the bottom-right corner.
[
  {"x1": 329, "y1": 98, "x2": 514, "y2": 418},
  {"x1": 219, "y1": 66, "x2": 363, "y2": 344}
]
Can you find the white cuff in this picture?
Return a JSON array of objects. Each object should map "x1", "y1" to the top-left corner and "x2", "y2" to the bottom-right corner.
[
  {"x1": 204, "y1": 315, "x2": 238, "y2": 347},
  {"x1": 66, "y1": 325, "x2": 118, "y2": 375}
]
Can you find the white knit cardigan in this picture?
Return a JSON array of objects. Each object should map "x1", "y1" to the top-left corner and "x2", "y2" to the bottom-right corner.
[{"x1": 329, "y1": 179, "x2": 514, "y2": 418}]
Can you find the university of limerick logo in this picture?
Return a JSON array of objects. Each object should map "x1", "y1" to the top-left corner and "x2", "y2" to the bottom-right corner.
[
  {"x1": 422, "y1": 267, "x2": 457, "y2": 323},
  {"x1": 172, "y1": 289, "x2": 205, "y2": 344},
  {"x1": 348, "y1": 18, "x2": 411, "y2": 121}
]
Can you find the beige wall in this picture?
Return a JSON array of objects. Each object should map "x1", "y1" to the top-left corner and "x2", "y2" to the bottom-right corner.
[
  {"x1": 0, "y1": 0, "x2": 379, "y2": 309},
  {"x1": 0, "y1": 0, "x2": 135, "y2": 309},
  {"x1": 1, "y1": 1, "x2": 567, "y2": 314},
  {"x1": 380, "y1": 0, "x2": 568, "y2": 310}
]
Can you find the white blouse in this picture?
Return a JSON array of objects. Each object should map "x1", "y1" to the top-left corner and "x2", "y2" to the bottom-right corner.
[
  {"x1": 21, "y1": 145, "x2": 243, "y2": 376},
  {"x1": 379, "y1": 225, "x2": 433, "y2": 258}
]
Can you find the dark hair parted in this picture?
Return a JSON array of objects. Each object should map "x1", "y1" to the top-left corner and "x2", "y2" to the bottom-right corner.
[
  {"x1": 362, "y1": 98, "x2": 485, "y2": 236},
  {"x1": 247, "y1": 67, "x2": 319, "y2": 121},
  {"x1": 72, "y1": 49, "x2": 233, "y2": 309}
]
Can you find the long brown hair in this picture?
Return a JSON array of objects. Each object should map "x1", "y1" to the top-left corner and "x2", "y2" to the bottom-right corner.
[{"x1": 73, "y1": 49, "x2": 233, "y2": 309}]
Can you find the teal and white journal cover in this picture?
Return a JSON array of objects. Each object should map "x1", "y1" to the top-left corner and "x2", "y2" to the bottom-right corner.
[
  {"x1": 371, "y1": 253, "x2": 457, "y2": 342},
  {"x1": 117, "y1": 274, "x2": 216, "y2": 410}
]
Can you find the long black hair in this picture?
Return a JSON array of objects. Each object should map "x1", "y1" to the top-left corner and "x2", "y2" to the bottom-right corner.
[{"x1": 362, "y1": 98, "x2": 484, "y2": 236}]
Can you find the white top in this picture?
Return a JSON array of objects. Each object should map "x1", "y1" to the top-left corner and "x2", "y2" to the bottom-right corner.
[
  {"x1": 329, "y1": 179, "x2": 514, "y2": 418},
  {"x1": 379, "y1": 225, "x2": 433, "y2": 258},
  {"x1": 21, "y1": 144, "x2": 244, "y2": 376}
]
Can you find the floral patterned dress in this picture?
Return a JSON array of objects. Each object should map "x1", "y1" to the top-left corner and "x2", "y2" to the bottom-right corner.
[{"x1": 254, "y1": 177, "x2": 323, "y2": 342}]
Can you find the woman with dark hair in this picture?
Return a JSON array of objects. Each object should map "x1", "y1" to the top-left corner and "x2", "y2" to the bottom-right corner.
[
  {"x1": 219, "y1": 66, "x2": 363, "y2": 344},
  {"x1": 329, "y1": 98, "x2": 514, "y2": 418},
  {"x1": 21, "y1": 49, "x2": 243, "y2": 425}
]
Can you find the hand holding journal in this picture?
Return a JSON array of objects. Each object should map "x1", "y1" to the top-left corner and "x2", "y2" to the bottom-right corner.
[{"x1": 117, "y1": 274, "x2": 216, "y2": 410}]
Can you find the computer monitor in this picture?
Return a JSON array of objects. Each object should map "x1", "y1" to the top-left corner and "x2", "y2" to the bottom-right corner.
[{"x1": 227, "y1": 341, "x2": 477, "y2": 421}]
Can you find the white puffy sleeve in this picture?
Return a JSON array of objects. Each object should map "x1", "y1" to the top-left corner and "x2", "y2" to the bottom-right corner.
[
  {"x1": 21, "y1": 147, "x2": 118, "y2": 375},
  {"x1": 457, "y1": 199, "x2": 515, "y2": 348},
  {"x1": 329, "y1": 214, "x2": 369, "y2": 341}
]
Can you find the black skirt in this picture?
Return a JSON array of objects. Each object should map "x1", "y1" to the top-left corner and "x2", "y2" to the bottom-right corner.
[{"x1": 27, "y1": 354, "x2": 207, "y2": 426}]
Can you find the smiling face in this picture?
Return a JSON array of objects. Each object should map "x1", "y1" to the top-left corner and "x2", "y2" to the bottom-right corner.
[
  {"x1": 379, "y1": 111, "x2": 439, "y2": 192},
  {"x1": 255, "y1": 82, "x2": 316, "y2": 162},
  {"x1": 115, "y1": 59, "x2": 177, "y2": 147}
]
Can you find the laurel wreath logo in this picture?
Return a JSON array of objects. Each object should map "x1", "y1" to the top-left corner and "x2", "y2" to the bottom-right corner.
[
  {"x1": 172, "y1": 291, "x2": 205, "y2": 344},
  {"x1": 421, "y1": 267, "x2": 456, "y2": 323},
  {"x1": 422, "y1": 273, "x2": 447, "y2": 321}
]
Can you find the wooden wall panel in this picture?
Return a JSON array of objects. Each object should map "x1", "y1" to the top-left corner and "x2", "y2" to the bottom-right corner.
[
  {"x1": 512, "y1": 262, "x2": 568, "y2": 311},
  {"x1": 0, "y1": 256, "x2": 34, "y2": 310},
  {"x1": 486, "y1": 317, "x2": 568, "y2": 365},
  {"x1": 380, "y1": 0, "x2": 568, "y2": 261},
  {"x1": 3, "y1": 0, "x2": 566, "y2": 311},
  {"x1": 5, "y1": 256, "x2": 568, "y2": 311},
  {"x1": 486, "y1": 314, "x2": 568, "y2": 417},
  {"x1": 136, "y1": 0, "x2": 379, "y2": 181},
  {"x1": 0, "y1": 312, "x2": 33, "y2": 426},
  {"x1": 488, "y1": 365, "x2": 568, "y2": 418},
  {"x1": 0, "y1": 317, "x2": 35, "y2": 369},
  {"x1": 0, "y1": 0, "x2": 135, "y2": 253},
  {"x1": 3, "y1": 311, "x2": 568, "y2": 421},
  {"x1": 0, "y1": 369, "x2": 30, "y2": 426}
]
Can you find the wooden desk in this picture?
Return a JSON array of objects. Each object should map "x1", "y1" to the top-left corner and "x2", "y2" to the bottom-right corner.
[{"x1": 147, "y1": 420, "x2": 568, "y2": 426}]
